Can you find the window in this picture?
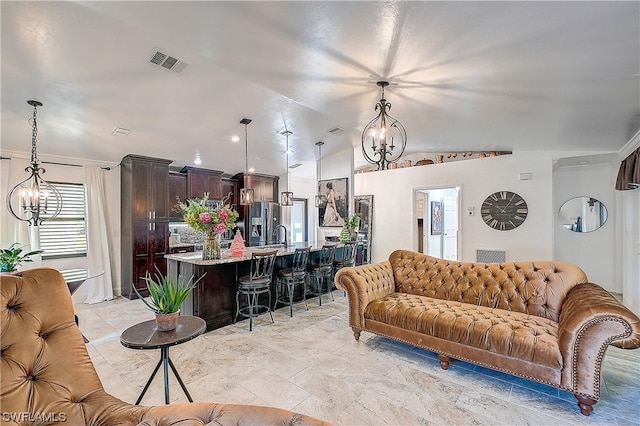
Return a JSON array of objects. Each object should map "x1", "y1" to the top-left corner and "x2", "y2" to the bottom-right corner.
[{"x1": 40, "y1": 182, "x2": 87, "y2": 259}]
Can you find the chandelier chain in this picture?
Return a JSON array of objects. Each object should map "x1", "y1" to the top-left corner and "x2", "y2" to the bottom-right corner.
[{"x1": 30, "y1": 105, "x2": 39, "y2": 165}]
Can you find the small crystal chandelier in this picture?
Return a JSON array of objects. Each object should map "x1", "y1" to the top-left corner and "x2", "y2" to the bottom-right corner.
[
  {"x1": 239, "y1": 118, "x2": 254, "y2": 205},
  {"x1": 315, "y1": 141, "x2": 327, "y2": 208},
  {"x1": 361, "y1": 81, "x2": 407, "y2": 170},
  {"x1": 280, "y1": 130, "x2": 293, "y2": 206},
  {"x1": 6, "y1": 100, "x2": 63, "y2": 226}
]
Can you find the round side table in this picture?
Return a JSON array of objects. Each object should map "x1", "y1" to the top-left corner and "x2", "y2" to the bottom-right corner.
[{"x1": 120, "y1": 316, "x2": 206, "y2": 404}]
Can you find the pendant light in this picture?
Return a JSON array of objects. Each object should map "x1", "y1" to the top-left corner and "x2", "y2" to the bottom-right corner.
[
  {"x1": 361, "y1": 81, "x2": 407, "y2": 170},
  {"x1": 239, "y1": 118, "x2": 254, "y2": 205},
  {"x1": 7, "y1": 100, "x2": 63, "y2": 226},
  {"x1": 280, "y1": 130, "x2": 293, "y2": 206},
  {"x1": 315, "y1": 141, "x2": 327, "y2": 208}
]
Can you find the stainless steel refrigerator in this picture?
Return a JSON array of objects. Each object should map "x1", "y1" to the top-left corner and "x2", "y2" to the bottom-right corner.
[{"x1": 247, "y1": 202, "x2": 280, "y2": 246}]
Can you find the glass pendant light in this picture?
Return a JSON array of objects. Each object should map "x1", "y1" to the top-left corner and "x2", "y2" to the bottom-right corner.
[
  {"x1": 280, "y1": 130, "x2": 293, "y2": 206},
  {"x1": 239, "y1": 118, "x2": 254, "y2": 205},
  {"x1": 315, "y1": 141, "x2": 327, "y2": 208}
]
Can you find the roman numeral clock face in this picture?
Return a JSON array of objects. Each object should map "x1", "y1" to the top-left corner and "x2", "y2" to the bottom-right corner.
[{"x1": 481, "y1": 191, "x2": 528, "y2": 231}]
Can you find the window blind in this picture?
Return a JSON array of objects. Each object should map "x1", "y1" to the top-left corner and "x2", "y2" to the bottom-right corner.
[{"x1": 40, "y1": 182, "x2": 87, "y2": 259}]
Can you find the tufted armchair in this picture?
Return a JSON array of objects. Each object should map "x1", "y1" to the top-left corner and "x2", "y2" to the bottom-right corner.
[
  {"x1": 1, "y1": 268, "x2": 330, "y2": 425},
  {"x1": 335, "y1": 250, "x2": 640, "y2": 416}
]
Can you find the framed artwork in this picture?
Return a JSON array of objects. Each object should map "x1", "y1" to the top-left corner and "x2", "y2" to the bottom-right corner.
[
  {"x1": 430, "y1": 201, "x2": 443, "y2": 235},
  {"x1": 318, "y1": 178, "x2": 348, "y2": 227}
]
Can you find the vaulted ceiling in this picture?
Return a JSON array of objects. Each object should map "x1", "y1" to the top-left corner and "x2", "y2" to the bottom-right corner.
[{"x1": 2, "y1": 1, "x2": 638, "y2": 176}]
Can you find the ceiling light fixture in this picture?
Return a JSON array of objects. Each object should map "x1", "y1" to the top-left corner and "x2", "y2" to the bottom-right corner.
[
  {"x1": 280, "y1": 130, "x2": 293, "y2": 206},
  {"x1": 315, "y1": 141, "x2": 327, "y2": 208},
  {"x1": 361, "y1": 81, "x2": 407, "y2": 170},
  {"x1": 7, "y1": 100, "x2": 63, "y2": 226},
  {"x1": 239, "y1": 118, "x2": 254, "y2": 205}
]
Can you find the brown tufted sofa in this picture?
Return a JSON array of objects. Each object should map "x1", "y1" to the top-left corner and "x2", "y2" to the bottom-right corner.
[
  {"x1": 335, "y1": 250, "x2": 640, "y2": 416},
  {"x1": 1, "y1": 268, "x2": 330, "y2": 426}
]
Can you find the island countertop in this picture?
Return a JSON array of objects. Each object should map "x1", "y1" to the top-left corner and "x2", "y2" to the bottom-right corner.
[{"x1": 165, "y1": 241, "x2": 342, "y2": 265}]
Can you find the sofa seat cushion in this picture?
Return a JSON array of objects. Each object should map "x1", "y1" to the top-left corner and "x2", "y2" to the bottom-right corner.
[{"x1": 364, "y1": 293, "x2": 562, "y2": 369}]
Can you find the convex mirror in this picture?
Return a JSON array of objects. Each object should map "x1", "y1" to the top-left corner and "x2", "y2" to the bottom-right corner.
[{"x1": 559, "y1": 196, "x2": 608, "y2": 232}]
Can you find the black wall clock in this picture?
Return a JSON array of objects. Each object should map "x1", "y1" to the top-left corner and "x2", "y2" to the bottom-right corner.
[{"x1": 481, "y1": 191, "x2": 528, "y2": 231}]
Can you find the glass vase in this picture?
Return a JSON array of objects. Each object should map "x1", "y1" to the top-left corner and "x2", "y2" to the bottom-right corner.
[{"x1": 202, "y1": 233, "x2": 221, "y2": 260}]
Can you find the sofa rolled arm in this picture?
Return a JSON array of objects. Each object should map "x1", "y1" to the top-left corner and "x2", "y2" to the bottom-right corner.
[
  {"x1": 558, "y1": 283, "x2": 640, "y2": 399},
  {"x1": 335, "y1": 261, "x2": 395, "y2": 338}
]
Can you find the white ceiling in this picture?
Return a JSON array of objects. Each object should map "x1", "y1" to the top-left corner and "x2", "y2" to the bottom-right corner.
[{"x1": 2, "y1": 1, "x2": 639, "y2": 177}]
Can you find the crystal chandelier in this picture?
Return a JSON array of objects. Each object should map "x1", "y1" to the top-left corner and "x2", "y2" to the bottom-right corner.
[
  {"x1": 280, "y1": 130, "x2": 293, "y2": 206},
  {"x1": 361, "y1": 81, "x2": 407, "y2": 170},
  {"x1": 239, "y1": 118, "x2": 254, "y2": 205},
  {"x1": 6, "y1": 100, "x2": 63, "y2": 226},
  {"x1": 315, "y1": 141, "x2": 327, "y2": 208}
]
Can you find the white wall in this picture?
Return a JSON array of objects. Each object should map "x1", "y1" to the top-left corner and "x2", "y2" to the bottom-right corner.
[
  {"x1": 553, "y1": 161, "x2": 618, "y2": 291},
  {"x1": 355, "y1": 151, "x2": 556, "y2": 264}
]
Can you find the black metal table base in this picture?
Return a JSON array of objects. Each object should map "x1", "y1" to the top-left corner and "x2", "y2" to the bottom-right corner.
[{"x1": 135, "y1": 346, "x2": 193, "y2": 405}]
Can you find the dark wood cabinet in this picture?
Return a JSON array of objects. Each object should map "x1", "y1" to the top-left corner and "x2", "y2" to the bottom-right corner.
[
  {"x1": 168, "y1": 172, "x2": 187, "y2": 221},
  {"x1": 181, "y1": 166, "x2": 223, "y2": 200},
  {"x1": 221, "y1": 178, "x2": 238, "y2": 207},
  {"x1": 232, "y1": 172, "x2": 279, "y2": 202},
  {"x1": 121, "y1": 155, "x2": 172, "y2": 298}
]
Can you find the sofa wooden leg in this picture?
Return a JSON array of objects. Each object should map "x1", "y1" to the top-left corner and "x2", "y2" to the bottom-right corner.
[
  {"x1": 437, "y1": 354, "x2": 451, "y2": 370},
  {"x1": 352, "y1": 329, "x2": 361, "y2": 341},
  {"x1": 575, "y1": 395, "x2": 596, "y2": 416}
]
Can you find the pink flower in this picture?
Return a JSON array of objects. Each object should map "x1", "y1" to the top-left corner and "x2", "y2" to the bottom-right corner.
[
  {"x1": 199, "y1": 212, "x2": 212, "y2": 223},
  {"x1": 219, "y1": 209, "x2": 228, "y2": 222},
  {"x1": 214, "y1": 223, "x2": 227, "y2": 234}
]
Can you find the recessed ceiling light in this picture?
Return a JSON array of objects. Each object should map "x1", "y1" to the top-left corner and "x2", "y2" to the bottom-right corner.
[
  {"x1": 194, "y1": 154, "x2": 202, "y2": 165},
  {"x1": 231, "y1": 135, "x2": 240, "y2": 142},
  {"x1": 248, "y1": 167, "x2": 255, "y2": 173}
]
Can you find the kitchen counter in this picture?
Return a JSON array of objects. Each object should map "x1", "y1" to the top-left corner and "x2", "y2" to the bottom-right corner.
[
  {"x1": 165, "y1": 241, "x2": 336, "y2": 265},
  {"x1": 165, "y1": 241, "x2": 346, "y2": 331}
]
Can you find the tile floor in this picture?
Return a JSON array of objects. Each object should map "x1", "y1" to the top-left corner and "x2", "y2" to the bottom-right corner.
[{"x1": 78, "y1": 293, "x2": 640, "y2": 425}]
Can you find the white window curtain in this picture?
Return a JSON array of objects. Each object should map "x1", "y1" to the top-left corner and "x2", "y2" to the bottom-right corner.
[
  {"x1": 2, "y1": 158, "x2": 31, "y2": 249},
  {"x1": 83, "y1": 166, "x2": 114, "y2": 304}
]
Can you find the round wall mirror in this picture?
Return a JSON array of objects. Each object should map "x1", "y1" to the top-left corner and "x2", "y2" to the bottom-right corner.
[{"x1": 559, "y1": 197, "x2": 608, "y2": 233}]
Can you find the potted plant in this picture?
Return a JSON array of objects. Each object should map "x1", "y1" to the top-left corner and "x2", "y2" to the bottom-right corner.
[
  {"x1": 133, "y1": 266, "x2": 204, "y2": 331},
  {"x1": 0, "y1": 243, "x2": 43, "y2": 273}
]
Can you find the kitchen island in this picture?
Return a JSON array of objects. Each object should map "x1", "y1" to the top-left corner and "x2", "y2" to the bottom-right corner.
[{"x1": 165, "y1": 242, "x2": 343, "y2": 331}]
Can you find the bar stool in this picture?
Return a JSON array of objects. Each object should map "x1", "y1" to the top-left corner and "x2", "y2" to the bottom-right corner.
[
  {"x1": 234, "y1": 249, "x2": 278, "y2": 331},
  {"x1": 333, "y1": 242, "x2": 357, "y2": 296},
  {"x1": 306, "y1": 244, "x2": 336, "y2": 306},
  {"x1": 274, "y1": 247, "x2": 310, "y2": 317}
]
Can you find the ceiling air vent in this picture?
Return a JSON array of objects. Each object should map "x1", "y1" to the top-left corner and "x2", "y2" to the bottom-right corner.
[
  {"x1": 149, "y1": 49, "x2": 190, "y2": 74},
  {"x1": 328, "y1": 126, "x2": 345, "y2": 135},
  {"x1": 289, "y1": 163, "x2": 302, "y2": 169}
]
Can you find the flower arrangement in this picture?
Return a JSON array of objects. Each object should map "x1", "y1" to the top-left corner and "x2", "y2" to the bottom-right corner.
[{"x1": 178, "y1": 195, "x2": 239, "y2": 236}]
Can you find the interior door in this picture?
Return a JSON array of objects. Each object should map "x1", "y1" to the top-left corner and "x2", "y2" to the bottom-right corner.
[
  {"x1": 290, "y1": 198, "x2": 307, "y2": 243},
  {"x1": 442, "y1": 195, "x2": 458, "y2": 260}
]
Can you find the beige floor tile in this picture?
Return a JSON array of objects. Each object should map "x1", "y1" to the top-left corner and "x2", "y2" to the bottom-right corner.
[{"x1": 82, "y1": 295, "x2": 640, "y2": 425}]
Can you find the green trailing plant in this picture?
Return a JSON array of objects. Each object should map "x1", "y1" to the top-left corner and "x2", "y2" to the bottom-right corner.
[
  {"x1": 0, "y1": 243, "x2": 43, "y2": 272},
  {"x1": 133, "y1": 265, "x2": 205, "y2": 314}
]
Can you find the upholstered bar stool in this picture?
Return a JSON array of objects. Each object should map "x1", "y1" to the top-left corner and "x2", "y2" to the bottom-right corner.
[
  {"x1": 274, "y1": 247, "x2": 310, "y2": 317},
  {"x1": 333, "y1": 242, "x2": 357, "y2": 296},
  {"x1": 235, "y1": 249, "x2": 278, "y2": 331},
  {"x1": 306, "y1": 244, "x2": 336, "y2": 306}
]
